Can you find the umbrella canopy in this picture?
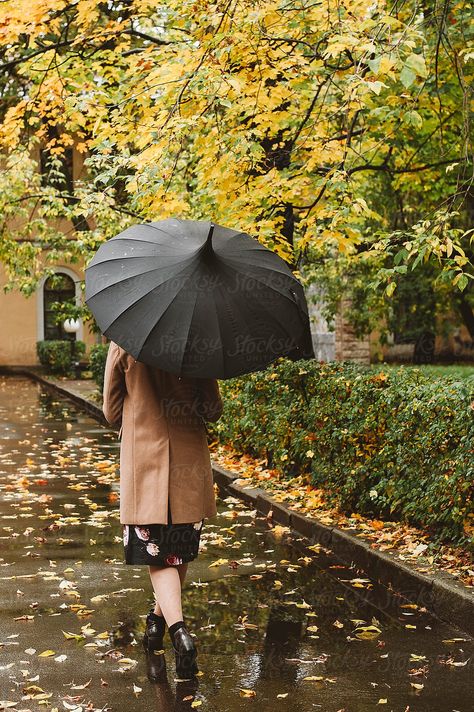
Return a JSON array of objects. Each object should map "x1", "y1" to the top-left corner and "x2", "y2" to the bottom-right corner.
[{"x1": 85, "y1": 218, "x2": 314, "y2": 379}]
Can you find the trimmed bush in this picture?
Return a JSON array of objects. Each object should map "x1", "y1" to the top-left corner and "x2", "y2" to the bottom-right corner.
[
  {"x1": 36, "y1": 339, "x2": 86, "y2": 375},
  {"x1": 89, "y1": 343, "x2": 109, "y2": 391},
  {"x1": 213, "y1": 359, "x2": 474, "y2": 545}
]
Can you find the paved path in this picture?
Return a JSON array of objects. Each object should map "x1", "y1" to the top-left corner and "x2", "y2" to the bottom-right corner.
[{"x1": 0, "y1": 375, "x2": 473, "y2": 712}]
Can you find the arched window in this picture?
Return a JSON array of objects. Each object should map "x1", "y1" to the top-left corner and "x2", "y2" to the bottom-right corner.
[{"x1": 43, "y1": 272, "x2": 77, "y2": 341}]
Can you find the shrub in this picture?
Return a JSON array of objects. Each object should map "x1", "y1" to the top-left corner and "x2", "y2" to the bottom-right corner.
[
  {"x1": 36, "y1": 339, "x2": 86, "y2": 375},
  {"x1": 89, "y1": 343, "x2": 109, "y2": 390},
  {"x1": 213, "y1": 359, "x2": 474, "y2": 546}
]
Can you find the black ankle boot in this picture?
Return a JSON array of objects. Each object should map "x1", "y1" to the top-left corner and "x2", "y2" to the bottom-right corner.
[
  {"x1": 169, "y1": 624, "x2": 198, "y2": 679},
  {"x1": 143, "y1": 608, "x2": 166, "y2": 652}
]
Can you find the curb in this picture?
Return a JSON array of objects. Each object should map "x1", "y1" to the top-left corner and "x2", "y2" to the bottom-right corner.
[
  {"x1": 5, "y1": 368, "x2": 473, "y2": 636},
  {"x1": 212, "y1": 463, "x2": 474, "y2": 637}
]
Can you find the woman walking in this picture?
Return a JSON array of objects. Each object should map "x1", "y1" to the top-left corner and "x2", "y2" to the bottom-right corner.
[{"x1": 102, "y1": 340, "x2": 223, "y2": 679}]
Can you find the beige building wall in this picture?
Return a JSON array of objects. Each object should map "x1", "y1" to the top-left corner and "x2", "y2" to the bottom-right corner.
[
  {"x1": 0, "y1": 260, "x2": 98, "y2": 366},
  {"x1": 0, "y1": 145, "x2": 100, "y2": 366}
]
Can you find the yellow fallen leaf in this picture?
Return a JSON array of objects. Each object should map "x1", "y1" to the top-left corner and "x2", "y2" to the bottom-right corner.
[
  {"x1": 80, "y1": 624, "x2": 96, "y2": 637},
  {"x1": 302, "y1": 676, "x2": 324, "y2": 681},
  {"x1": 307, "y1": 625, "x2": 318, "y2": 632},
  {"x1": 62, "y1": 630, "x2": 85, "y2": 641},
  {"x1": 271, "y1": 525, "x2": 290, "y2": 536},
  {"x1": 378, "y1": 700, "x2": 388, "y2": 704},
  {"x1": 38, "y1": 650, "x2": 56, "y2": 657},
  {"x1": 208, "y1": 558, "x2": 229, "y2": 567},
  {"x1": 277, "y1": 693, "x2": 288, "y2": 698},
  {"x1": 354, "y1": 625, "x2": 381, "y2": 640},
  {"x1": 191, "y1": 702, "x2": 202, "y2": 708},
  {"x1": 91, "y1": 594, "x2": 109, "y2": 603},
  {"x1": 239, "y1": 689, "x2": 256, "y2": 697},
  {"x1": 295, "y1": 600, "x2": 311, "y2": 609}
]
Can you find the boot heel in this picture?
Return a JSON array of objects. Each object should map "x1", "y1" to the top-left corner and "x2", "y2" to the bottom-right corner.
[
  {"x1": 175, "y1": 648, "x2": 198, "y2": 678},
  {"x1": 170, "y1": 624, "x2": 198, "y2": 679}
]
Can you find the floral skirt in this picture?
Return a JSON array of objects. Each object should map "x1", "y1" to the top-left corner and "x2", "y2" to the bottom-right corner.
[{"x1": 122, "y1": 501, "x2": 204, "y2": 566}]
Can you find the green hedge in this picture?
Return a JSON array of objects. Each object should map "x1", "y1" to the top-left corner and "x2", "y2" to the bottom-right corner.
[
  {"x1": 36, "y1": 339, "x2": 86, "y2": 375},
  {"x1": 89, "y1": 343, "x2": 109, "y2": 390},
  {"x1": 213, "y1": 360, "x2": 474, "y2": 546}
]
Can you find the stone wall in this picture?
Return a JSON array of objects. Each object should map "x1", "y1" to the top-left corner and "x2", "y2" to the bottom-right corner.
[
  {"x1": 304, "y1": 285, "x2": 370, "y2": 364},
  {"x1": 305, "y1": 282, "x2": 336, "y2": 361},
  {"x1": 334, "y1": 298, "x2": 371, "y2": 364}
]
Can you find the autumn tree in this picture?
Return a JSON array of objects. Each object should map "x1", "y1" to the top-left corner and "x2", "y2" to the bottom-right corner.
[{"x1": 0, "y1": 0, "x2": 472, "y2": 335}]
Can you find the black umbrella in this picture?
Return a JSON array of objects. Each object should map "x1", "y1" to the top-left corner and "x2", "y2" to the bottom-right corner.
[{"x1": 85, "y1": 218, "x2": 314, "y2": 379}]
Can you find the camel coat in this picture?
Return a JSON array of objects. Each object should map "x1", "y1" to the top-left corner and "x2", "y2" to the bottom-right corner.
[{"x1": 102, "y1": 340, "x2": 223, "y2": 525}]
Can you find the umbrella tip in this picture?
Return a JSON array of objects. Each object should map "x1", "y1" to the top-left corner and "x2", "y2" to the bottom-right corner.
[
  {"x1": 203, "y1": 222, "x2": 215, "y2": 256},
  {"x1": 207, "y1": 222, "x2": 215, "y2": 244}
]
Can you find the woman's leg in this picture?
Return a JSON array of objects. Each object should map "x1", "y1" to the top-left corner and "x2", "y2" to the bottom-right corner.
[
  {"x1": 148, "y1": 565, "x2": 184, "y2": 627},
  {"x1": 177, "y1": 562, "x2": 188, "y2": 587},
  {"x1": 149, "y1": 562, "x2": 188, "y2": 617}
]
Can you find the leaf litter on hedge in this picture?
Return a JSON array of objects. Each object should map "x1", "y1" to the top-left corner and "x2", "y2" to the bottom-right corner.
[{"x1": 211, "y1": 442, "x2": 474, "y2": 589}]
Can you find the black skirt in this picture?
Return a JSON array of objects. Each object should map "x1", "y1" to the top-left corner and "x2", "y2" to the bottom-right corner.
[{"x1": 122, "y1": 500, "x2": 204, "y2": 566}]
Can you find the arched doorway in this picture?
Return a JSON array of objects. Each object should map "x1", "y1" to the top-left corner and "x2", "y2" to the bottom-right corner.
[{"x1": 43, "y1": 272, "x2": 77, "y2": 341}]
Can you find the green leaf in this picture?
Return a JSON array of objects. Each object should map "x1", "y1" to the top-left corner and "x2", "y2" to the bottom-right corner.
[
  {"x1": 400, "y1": 65, "x2": 416, "y2": 89},
  {"x1": 405, "y1": 53, "x2": 428, "y2": 78},
  {"x1": 404, "y1": 110, "x2": 423, "y2": 129},
  {"x1": 367, "y1": 80, "x2": 387, "y2": 95},
  {"x1": 367, "y1": 57, "x2": 381, "y2": 74}
]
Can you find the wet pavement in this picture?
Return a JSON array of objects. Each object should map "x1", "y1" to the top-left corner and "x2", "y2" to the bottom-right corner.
[{"x1": 0, "y1": 375, "x2": 473, "y2": 712}]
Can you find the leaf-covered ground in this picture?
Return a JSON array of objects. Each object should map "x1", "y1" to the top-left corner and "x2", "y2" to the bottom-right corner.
[{"x1": 0, "y1": 376, "x2": 472, "y2": 712}]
